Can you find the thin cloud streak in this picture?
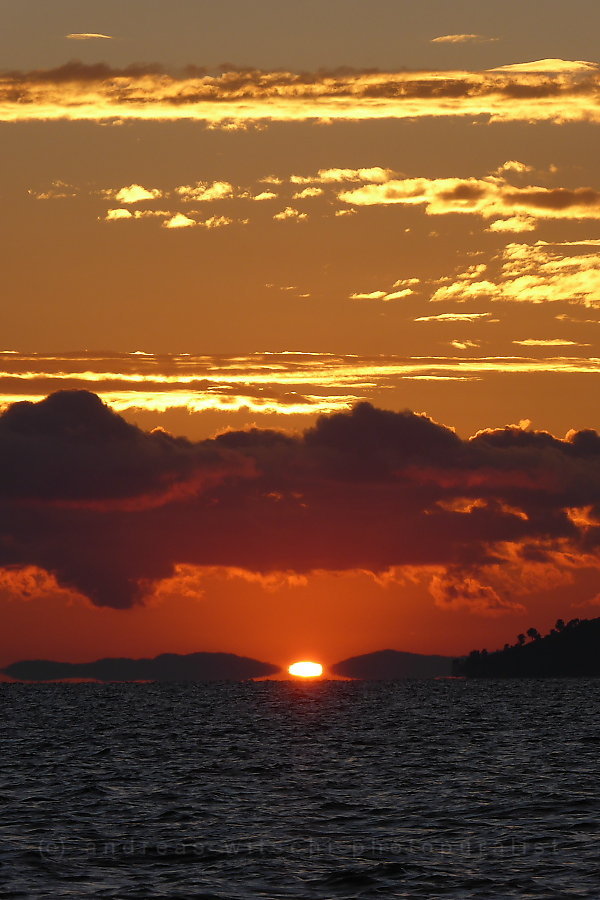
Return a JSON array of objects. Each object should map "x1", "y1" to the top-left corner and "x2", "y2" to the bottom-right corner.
[
  {"x1": 1, "y1": 352, "x2": 600, "y2": 417},
  {"x1": 66, "y1": 34, "x2": 113, "y2": 41},
  {"x1": 431, "y1": 34, "x2": 498, "y2": 44}
]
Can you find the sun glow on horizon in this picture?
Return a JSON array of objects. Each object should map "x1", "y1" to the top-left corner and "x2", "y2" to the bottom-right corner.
[{"x1": 288, "y1": 661, "x2": 323, "y2": 678}]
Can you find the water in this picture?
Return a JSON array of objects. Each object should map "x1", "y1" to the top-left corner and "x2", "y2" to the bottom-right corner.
[{"x1": 1, "y1": 679, "x2": 599, "y2": 898}]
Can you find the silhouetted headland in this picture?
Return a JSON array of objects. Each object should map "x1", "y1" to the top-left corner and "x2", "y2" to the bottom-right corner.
[
  {"x1": 3, "y1": 652, "x2": 280, "y2": 682},
  {"x1": 332, "y1": 649, "x2": 452, "y2": 679},
  {"x1": 453, "y1": 617, "x2": 600, "y2": 677}
]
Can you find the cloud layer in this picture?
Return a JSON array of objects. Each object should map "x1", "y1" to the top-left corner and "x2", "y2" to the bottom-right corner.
[
  {"x1": 2, "y1": 351, "x2": 600, "y2": 421},
  {"x1": 1, "y1": 61, "x2": 598, "y2": 124},
  {"x1": 2, "y1": 392, "x2": 600, "y2": 615}
]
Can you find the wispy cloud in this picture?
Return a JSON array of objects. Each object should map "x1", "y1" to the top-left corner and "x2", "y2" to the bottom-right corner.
[
  {"x1": 489, "y1": 59, "x2": 597, "y2": 74},
  {"x1": 431, "y1": 34, "x2": 498, "y2": 44},
  {"x1": 450, "y1": 340, "x2": 479, "y2": 350},
  {"x1": 291, "y1": 167, "x2": 393, "y2": 185},
  {"x1": 349, "y1": 276, "x2": 419, "y2": 302},
  {"x1": 414, "y1": 313, "x2": 493, "y2": 323},
  {"x1": 3, "y1": 352, "x2": 600, "y2": 424},
  {"x1": 513, "y1": 339, "x2": 591, "y2": 347},
  {"x1": 65, "y1": 33, "x2": 112, "y2": 41}
]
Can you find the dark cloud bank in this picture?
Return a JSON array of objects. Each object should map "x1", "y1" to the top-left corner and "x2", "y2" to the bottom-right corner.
[{"x1": 1, "y1": 390, "x2": 600, "y2": 610}]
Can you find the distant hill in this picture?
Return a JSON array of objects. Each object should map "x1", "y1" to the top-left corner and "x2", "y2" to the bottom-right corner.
[
  {"x1": 332, "y1": 649, "x2": 452, "y2": 679},
  {"x1": 3, "y1": 652, "x2": 280, "y2": 682},
  {"x1": 453, "y1": 617, "x2": 600, "y2": 678}
]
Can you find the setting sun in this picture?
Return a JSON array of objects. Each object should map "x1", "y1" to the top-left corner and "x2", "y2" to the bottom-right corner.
[{"x1": 288, "y1": 661, "x2": 323, "y2": 678}]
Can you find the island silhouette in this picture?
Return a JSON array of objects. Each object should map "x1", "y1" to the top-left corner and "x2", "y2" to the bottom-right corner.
[
  {"x1": 2, "y1": 652, "x2": 280, "y2": 682},
  {"x1": 453, "y1": 616, "x2": 600, "y2": 677},
  {"x1": 332, "y1": 649, "x2": 452, "y2": 679}
]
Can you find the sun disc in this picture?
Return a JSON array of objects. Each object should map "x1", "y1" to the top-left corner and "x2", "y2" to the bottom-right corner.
[{"x1": 288, "y1": 661, "x2": 323, "y2": 678}]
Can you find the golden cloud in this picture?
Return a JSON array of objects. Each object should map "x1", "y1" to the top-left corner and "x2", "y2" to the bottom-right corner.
[
  {"x1": 414, "y1": 313, "x2": 493, "y2": 323},
  {"x1": 273, "y1": 207, "x2": 307, "y2": 221},
  {"x1": 163, "y1": 213, "x2": 197, "y2": 229},
  {"x1": 0, "y1": 61, "x2": 598, "y2": 124},
  {"x1": 339, "y1": 175, "x2": 600, "y2": 224},
  {"x1": 115, "y1": 184, "x2": 162, "y2": 203},
  {"x1": 66, "y1": 33, "x2": 112, "y2": 41},
  {"x1": 176, "y1": 181, "x2": 234, "y2": 201},
  {"x1": 3, "y1": 351, "x2": 600, "y2": 422},
  {"x1": 432, "y1": 242, "x2": 600, "y2": 307},
  {"x1": 513, "y1": 339, "x2": 590, "y2": 346},
  {"x1": 431, "y1": 34, "x2": 498, "y2": 44}
]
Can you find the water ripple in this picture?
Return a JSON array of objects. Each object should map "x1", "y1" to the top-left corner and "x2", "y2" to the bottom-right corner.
[{"x1": 1, "y1": 679, "x2": 599, "y2": 897}]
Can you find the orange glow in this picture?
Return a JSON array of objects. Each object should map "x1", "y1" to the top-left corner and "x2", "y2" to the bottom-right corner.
[{"x1": 288, "y1": 661, "x2": 323, "y2": 678}]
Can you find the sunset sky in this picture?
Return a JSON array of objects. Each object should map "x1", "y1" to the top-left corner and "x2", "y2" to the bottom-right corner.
[{"x1": 2, "y1": 0, "x2": 600, "y2": 676}]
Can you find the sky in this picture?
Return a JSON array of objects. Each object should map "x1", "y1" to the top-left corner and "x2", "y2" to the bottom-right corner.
[{"x1": 1, "y1": 0, "x2": 600, "y2": 677}]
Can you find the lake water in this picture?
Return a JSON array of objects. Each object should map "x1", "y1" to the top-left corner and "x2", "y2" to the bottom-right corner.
[{"x1": 1, "y1": 679, "x2": 599, "y2": 898}]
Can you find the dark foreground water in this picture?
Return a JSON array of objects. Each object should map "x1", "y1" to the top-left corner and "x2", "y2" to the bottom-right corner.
[{"x1": 1, "y1": 680, "x2": 599, "y2": 898}]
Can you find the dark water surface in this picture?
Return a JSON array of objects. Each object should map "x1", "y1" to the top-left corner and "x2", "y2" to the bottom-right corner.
[{"x1": 1, "y1": 680, "x2": 599, "y2": 898}]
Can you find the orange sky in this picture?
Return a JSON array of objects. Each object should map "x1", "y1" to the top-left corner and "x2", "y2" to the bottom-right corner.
[{"x1": 1, "y1": 1, "x2": 600, "y2": 675}]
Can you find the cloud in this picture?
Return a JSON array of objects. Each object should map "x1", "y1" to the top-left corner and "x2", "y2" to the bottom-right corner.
[
  {"x1": 431, "y1": 34, "x2": 498, "y2": 44},
  {"x1": 0, "y1": 62, "x2": 598, "y2": 124},
  {"x1": 350, "y1": 291, "x2": 387, "y2": 300},
  {"x1": 338, "y1": 174, "x2": 600, "y2": 226},
  {"x1": 5, "y1": 352, "x2": 600, "y2": 429},
  {"x1": 489, "y1": 59, "x2": 598, "y2": 74},
  {"x1": 431, "y1": 242, "x2": 600, "y2": 307},
  {"x1": 450, "y1": 340, "x2": 479, "y2": 350},
  {"x1": 3, "y1": 652, "x2": 280, "y2": 681},
  {"x1": 513, "y1": 339, "x2": 591, "y2": 347},
  {"x1": 429, "y1": 573, "x2": 525, "y2": 615},
  {"x1": 414, "y1": 313, "x2": 492, "y2": 323},
  {"x1": 350, "y1": 289, "x2": 414, "y2": 301},
  {"x1": 29, "y1": 180, "x2": 77, "y2": 200},
  {"x1": 202, "y1": 215, "x2": 237, "y2": 228},
  {"x1": 487, "y1": 215, "x2": 536, "y2": 233},
  {"x1": 66, "y1": 33, "x2": 112, "y2": 41},
  {"x1": 273, "y1": 207, "x2": 307, "y2": 221},
  {"x1": 349, "y1": 276, "x2": 419, "y2": 302},
  {"x1": 292, "y1": 187, "x2": 323, "y2": 199},
  {"x1": 176, "y1": 181, "x2": 234, "y2": 202},
  {"x1": 115, "y1": 184, "x2": 162, "y2": 203},
  {"x1": 494, "y1": 160, "x2": 534, "y2": 175},
  {"x1": 105, "y1": 208, "x2": 133, "y2": 221},
  {"x1": 3, "y1": 392, "x2": 600, "y2": 615},
  {"x1": 384, "y1": 289, "x2": 414, "y2": 300},
  {"x1": 163, "y1": 213, "x2": 197, "y2": 229},
  {"x1": 291, "y1": 167, "x2": 393, "y2": 185}
]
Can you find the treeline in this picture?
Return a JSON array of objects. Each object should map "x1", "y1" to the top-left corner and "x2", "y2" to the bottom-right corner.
[{"x1": 453, "y1": 616, "x2": 600, "y2": 677}]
